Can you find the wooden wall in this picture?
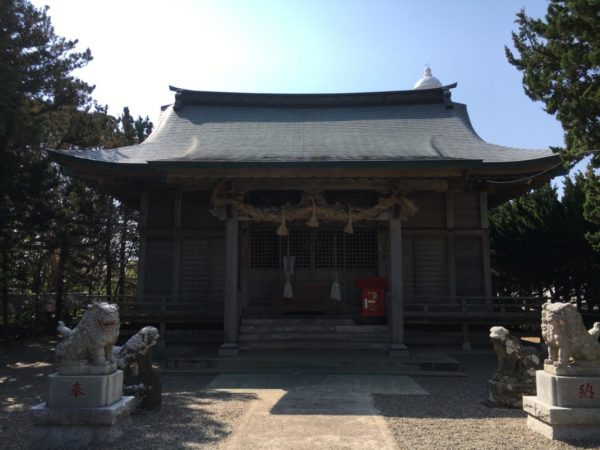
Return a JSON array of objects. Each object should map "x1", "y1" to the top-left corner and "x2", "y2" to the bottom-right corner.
[
  {"x1": 401, "y1": 191, "x2": 490, "y2": 302},
  {"x1": 136, "y1": 188, "x2": 491, "y2": 314},
  {"x1": 137, "y1": 190, "x2": 226, "y2": 316}
]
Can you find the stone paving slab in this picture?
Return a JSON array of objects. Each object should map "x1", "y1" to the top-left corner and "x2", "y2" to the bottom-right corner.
[
  {"x1": 206, "y1": 373, "x2": 427, "y2": 395},
  {"x1": 206, "y1": 373, "x2": 427, "y2": 449}
]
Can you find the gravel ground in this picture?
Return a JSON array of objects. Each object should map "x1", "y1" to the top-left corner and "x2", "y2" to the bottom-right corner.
[
  {"x1": 0, "y1": 337, "x2": 56, "y2": 449},
  {"x1": 3, "y1": 338, "x2": 600, "y2": 449},
  {"x1": 0, "y1": 338, "x2": 254, "y2": 450},
  {"x1": 102, "y1": 377, "x2": 255, "y2": 450},
  {"x1": 374, "y1": 351, "x2": 600, "y2": 450}
]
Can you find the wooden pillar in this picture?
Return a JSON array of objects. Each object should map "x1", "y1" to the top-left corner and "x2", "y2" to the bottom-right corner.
[
  {"x1": 239, "y1": 223, "x2": 250, "y2": 311},
  {"x1": 136, "y1": 192, "x2": 149, "y2": 300},
  {"x1": 377, "y1": 225, "x2": 387, "y2": 277},
  {"x1": 172, "y1": 191, "x2": 182, "y2": 301},
  {"x1": 220, "y1": 216, "x2": 240, "y2": 356},
  {"x1": 389, "y1": 214, "x2": 409, "y2": 357},
  {"x1": 480, "y1": 192, "x2": 493, "y2": 306},
  {"x1": 446, "y1": 193, "x2": 457, "y2": 301}
]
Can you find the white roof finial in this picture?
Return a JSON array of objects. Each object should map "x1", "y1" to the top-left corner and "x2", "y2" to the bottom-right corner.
[{"x1": 414, "y1": 66, "x2": 442, "y2": 90}]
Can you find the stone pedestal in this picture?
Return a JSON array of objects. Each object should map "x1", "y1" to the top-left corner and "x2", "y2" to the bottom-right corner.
[
  {"x1": 124, "y1": 371, "x2": 162, "y2": 410},
  {"x1": 46, "y1": 370, "x2": 123, "y2": 408},
  {"x1": 524, "y1": 365, "x2": 600, "y2": 440},
  {"x1": 30, "y1": 370, "x2": 135, "y2": 448},
  {"x1": 487, "y1": 379, "x2": 535, "y2": 408}
]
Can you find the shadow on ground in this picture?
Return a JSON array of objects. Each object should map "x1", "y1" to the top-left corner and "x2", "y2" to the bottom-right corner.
[
  {"x1": 102, "y1": 380, "x2": 257, "y2": 450},
  {"x1": 374, "y1": 351, "x2": 600, "y2": 450},
  {"x1": 374, "y1": 352, "x2": 523, "y2": 420},
  {"x1": 0, "y1": 337, "x2": 256, "y2": 450}
]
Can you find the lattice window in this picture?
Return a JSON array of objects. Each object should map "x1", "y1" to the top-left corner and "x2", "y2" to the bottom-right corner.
[
  {"x1": 250, "y1": 230, "x2": 311, "y2": 269},
  {"x1": 288, "y1": 231, "x2": 310, "y2": 268},
  {"x1": 343, "y1": 230, "x2": 377, "y2": 269},
  {"x1": 250, "y1": 231, "x2": 280, "y2": 268},
  {"x1": 315, "y1": 231, "x2": 334, "y2": 268},
  {"x1": 250, "y1": 229, "x2": 376, "y2": 270}
]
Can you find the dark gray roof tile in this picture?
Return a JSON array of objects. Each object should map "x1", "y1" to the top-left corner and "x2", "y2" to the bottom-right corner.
[{"x1": 51, "y1": 92, "x2": 555, "y2": 167}]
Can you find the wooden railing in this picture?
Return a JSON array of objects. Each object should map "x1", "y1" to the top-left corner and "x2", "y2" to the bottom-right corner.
[
  {"x1": 47, "y1": 294, "x2": 225, "y2": 351},
  {"x1": 1, "y1": 293, "x2": 224, "y2": 344},
  {"x1": 7, "y1": 293, "x2": 599, "y2": 348},
  {"x1": 404, "y1": 296, "x2": 546, "y2": 322},
  {"x1": 3, "y1": 292, "x2": 553, "y2": 326}
]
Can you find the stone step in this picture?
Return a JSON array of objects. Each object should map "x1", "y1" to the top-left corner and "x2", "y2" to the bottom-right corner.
[
  {"x1": 238, "y1": 340, "x2": 391, "y2": 351},
  {"x1": 163, "y1": 350, "x2": 462, "y2": 374},
  {"x1": 241, "y1": 317, "x2": 356, "y2": 326},
  {"x1": 239, "y1": 333, "x2": 390, "y2": 342},
  {"x1": 238, "y1": 325, "x2": 388, "y2": 334},
  {"x1": 164, "y1": 329, "x2": 223, "y2": 344}
]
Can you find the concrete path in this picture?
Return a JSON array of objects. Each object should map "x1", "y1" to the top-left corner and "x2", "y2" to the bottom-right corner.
[{"x1": 206, "y1": 373, "x2": 427, "y2": 450}]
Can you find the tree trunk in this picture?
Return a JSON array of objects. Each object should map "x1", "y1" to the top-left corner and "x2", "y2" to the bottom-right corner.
[
  {"x1": 54, "y1": 237, "x2": 67, "y2": 329},
  {"x1": 2, "y1": 249, "x2": 9, "y2": 342},
  {"x1": 32, "y1": 254, "x2": 44, "y2": 329},
  {"x1": 117, "y1": 205, "x2": 127, "y2": 301},
  {"x1": 105, "y1": 198, "x2": 114, "y2": 301}
]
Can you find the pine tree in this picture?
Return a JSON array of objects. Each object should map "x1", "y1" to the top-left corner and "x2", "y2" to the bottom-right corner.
[
  {"x1": 0, "y1": 1, "x2": 154, "y2": 339},
  {"x1": 490, "y1": 179, "x2": 600, "y2": 308},
  {"x1": 506, "y1": 0, "x2": 600, "y2": 247},
  {"x1": 0, "y1": 0, "x2": 93, "y2": 338}
]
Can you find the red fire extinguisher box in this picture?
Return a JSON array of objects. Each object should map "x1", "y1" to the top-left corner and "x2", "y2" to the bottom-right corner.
[{"x1": 354, "y1": 277, "x2": 387, "y2": 317}]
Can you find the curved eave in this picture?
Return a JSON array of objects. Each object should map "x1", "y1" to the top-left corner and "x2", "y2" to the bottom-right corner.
[
  {"x1": 144, "y1": 158, "x2": 483, "y2": 170},
  {"x1": 47, "y1": 150, "x2": 149, "y2": 172},
  {"x1": 49, "y1": 148, "x2": 562, "y2": 173},
  {"x1": 477, "y1": 154, "x2": 562, "y2": 170}
]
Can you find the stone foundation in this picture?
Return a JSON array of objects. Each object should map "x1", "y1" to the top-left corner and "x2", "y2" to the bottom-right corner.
[
  {"x1": 487, "y1": 379, "x2": 535, "y2": 408},
  {"x1": 30, "y1": 397, "x2": 136, "y2": 449},
  {"x1": 30, "y1": 369, "x2": 135, "y2": 448},
  {"x1": 524, "y1": 367, "x2": 600, "y2": 440},
  {"x1": 524, "y1": 396, "x2": 600, "y2": 440}
]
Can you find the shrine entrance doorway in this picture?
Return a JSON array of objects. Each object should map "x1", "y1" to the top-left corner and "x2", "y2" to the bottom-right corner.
[{"x1": 244, "y1": 225, "x2": 380, "y2": 316}]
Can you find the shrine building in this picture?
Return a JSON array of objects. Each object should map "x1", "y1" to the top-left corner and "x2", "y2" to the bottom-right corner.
[{"x1": 50, "y1": 69, "x2": 561, "y2": 356}]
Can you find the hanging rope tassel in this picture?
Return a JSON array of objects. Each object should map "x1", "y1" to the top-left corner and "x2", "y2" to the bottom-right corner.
[
  {"x1": 276, "y1": 209, "x2": 289, "y2": 236},
  {"x1": 330, "y1": 271, "x2": 341, "y2": 301},
  {"x1": 306, "y1": 198, "x2": 319, "y2": 228},
  {"x1": 343, "y1": 203, "x2": 354, "y2": 234},
  {"x1": 283, "y1": 274, "x2": 294, "y2": 299}
]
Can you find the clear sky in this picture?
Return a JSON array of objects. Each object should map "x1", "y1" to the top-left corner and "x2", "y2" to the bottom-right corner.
[{"x1": 33, "y1": 0, "x2": 566, "y2": 159}]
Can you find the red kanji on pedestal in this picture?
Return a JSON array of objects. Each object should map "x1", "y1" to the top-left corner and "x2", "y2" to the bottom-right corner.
[
  {"x1": 70, "y1": 382, "x2": 85, "y2": 398},
  {"x1": 578, "y1": 383, "x2": 595, "y2": 400}
]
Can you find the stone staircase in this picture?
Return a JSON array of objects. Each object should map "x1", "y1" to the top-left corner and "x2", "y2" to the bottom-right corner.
[
  {"x1": 162, "y1": 347, "x2": 462, "y2": 374},
  {"x1": 238, "y1": 316, "x2": 391, "y2": 351}
]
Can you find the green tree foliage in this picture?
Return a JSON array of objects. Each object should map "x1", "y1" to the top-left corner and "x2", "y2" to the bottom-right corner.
[
  {"x1": 0, "y1": 0, "x2": 153, "y2": 338},
  {"x1": 42, "y1": 106, "x2": 152, "y2": 324},
  {"x1": 0, "y1": 0, "x2": 93, "y2": 337},
  {"x1": 506, "y1": 0, "x2": 600, "y2": 247},
  {"x1": 584, "y1": 168, "x2": 600, "y2": 249},
  {"x1": 490, "y1": 177, "x2": 600, "y2": 308}
]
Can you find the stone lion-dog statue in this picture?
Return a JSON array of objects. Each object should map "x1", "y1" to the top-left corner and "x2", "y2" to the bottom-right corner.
[
  {"x1": 55, "y1": 302, "x2": 120, "y2": 368},
  {"x1": 489, "y1": 326, "x2": 541, "y2": 382},
  {"x1": 113, "y1": 326, "x2": 162, "y2": 409},
  {"x1": 541, "y1": 301, "x2": 600, "y2": 368},
  {"x1": 114, "y1": 326, "x2": 159, "y2": 378}
]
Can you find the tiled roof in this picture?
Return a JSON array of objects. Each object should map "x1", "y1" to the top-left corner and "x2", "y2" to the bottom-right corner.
[{"x1": 50, "y1": 86, "x2": 556, "y2": 168}]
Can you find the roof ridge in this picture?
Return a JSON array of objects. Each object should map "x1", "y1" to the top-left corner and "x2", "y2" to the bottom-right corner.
[{"x1": 169, "y1": 84, "x2": 458, "y2": 109}]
